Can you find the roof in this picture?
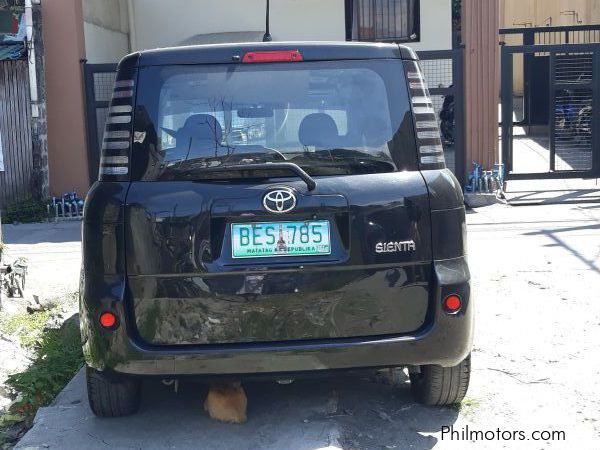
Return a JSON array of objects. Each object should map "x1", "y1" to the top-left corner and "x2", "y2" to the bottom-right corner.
[{"x1": 131, "y1": 41, "x2": 417, "y2": 67}]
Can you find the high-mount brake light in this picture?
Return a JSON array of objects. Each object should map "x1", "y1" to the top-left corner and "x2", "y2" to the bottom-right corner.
[{"x1": 242, "y1": 50, "x2": 303, "y2": 63}]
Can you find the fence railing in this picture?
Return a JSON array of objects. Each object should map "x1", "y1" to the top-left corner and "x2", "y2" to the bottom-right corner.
[
  {"x1": 500, "y1": 25, "x2": 600, "y2": 45},
  {"x1": 417, "y1": 48, "x2": 465, "y2": 185}
]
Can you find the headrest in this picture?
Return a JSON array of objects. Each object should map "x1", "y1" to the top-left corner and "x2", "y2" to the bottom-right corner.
[
  {"x1": 298, "y1": 113, "x2": 339, "y2": 148},
  {"x1": 178, "y1": 114, "x2": 223, "y2": 144}
]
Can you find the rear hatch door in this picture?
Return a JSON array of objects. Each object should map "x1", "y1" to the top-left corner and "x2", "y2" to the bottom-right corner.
[{"x1": 125, "y1": 51, "x2": 434, "y2": 345}]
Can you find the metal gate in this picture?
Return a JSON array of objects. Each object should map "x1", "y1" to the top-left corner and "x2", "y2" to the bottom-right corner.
[
  {"x1": 0, "y1": 60, "x2": 33, "y2": 209},
  {"x1": 83, "y1": 63, "x2": 117, "y2": 184},
  {"x1": 501, "y1": 37, "x2": 600, "y2": 180}
]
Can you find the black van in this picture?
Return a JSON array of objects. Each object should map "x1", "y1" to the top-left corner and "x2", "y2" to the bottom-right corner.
[{"x1": 81, "y1": 42, "x2": 472, "y2": 417}]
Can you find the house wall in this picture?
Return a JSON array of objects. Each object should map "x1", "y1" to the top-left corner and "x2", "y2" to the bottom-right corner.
[
  {"x1": 82, "y1": 0, "x2": 129, "y2": 63},
  {"x1": 42, "y1": 0, "x2": 90, "y2": 197},
  {"x1": 409, "y1": 0, "x2": 452, "y2": 51},
  {"x1": 129, "y1": 0, "x2": 346, "y2": 51}
]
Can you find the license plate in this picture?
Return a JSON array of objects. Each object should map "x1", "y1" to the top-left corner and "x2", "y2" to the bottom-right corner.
[{"x1": 231, "y1": 221, "x2": 331, "y2": 258}]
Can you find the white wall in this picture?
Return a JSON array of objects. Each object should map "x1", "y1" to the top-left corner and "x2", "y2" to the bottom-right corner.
[
  {"x1": 82, "y1": 0, "x2": 449, "y2": 63},
  {"x1": 407, "y1": 0, "x2": 452, "y2": 51},
  {"x1": 129, "y1": 0, "x2": 346, "y2": 51},
  {"x1": 84, "y1": 21, "x2": 130, "y2": 63},
  {"x1": 82, "y1": 0, "x2": 130, "y2": 63}
]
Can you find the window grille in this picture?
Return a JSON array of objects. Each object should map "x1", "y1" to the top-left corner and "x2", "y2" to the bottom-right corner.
[{"x1": 355, "y1": 0, "x2": 420, "y2": 42}]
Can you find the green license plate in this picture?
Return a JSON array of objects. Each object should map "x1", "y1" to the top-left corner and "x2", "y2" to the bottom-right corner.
[{"x1": 231, "y1": 221, "x2": 331, "y2": 258}]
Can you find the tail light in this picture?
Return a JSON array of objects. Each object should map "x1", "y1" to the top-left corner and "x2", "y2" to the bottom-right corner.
[
  {"x1": 98, "y1": 65, "x2": 137, "y2": 181},
  {"x1": 404, "y1": 61, "x2": 446, "y2": 169}
]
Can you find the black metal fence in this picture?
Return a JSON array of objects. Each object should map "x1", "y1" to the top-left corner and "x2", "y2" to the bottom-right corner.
[
  {"x1": 500, "y1": 25, "x2": 600, "y2": 127},
  {"x1": 501, "y1": 43, "x2": 600, "y2": 180},
  {"x1": 501, "y1": 25, "x2": 600, "y2": 46}
]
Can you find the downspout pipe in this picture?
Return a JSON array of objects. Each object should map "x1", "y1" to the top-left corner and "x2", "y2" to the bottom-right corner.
[
  {"x1": 127, "y1": 0, "x2": 137, "y2": 52},
  {"x1": 25, "y1": 0, "x2": 39, "y2": 117}
]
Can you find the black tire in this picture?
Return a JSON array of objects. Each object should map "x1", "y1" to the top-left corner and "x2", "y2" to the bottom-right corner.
[
  {"x1": 409, "y1": 354, "x2": 471, "y2": 406},
  {"x1": 86, "y1": 366, "x2": 141, "y2": 417}
]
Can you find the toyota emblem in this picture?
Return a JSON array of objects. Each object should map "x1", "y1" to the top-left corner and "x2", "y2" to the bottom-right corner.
[{"x1": 263, "y1": 188, "x2": 297, "y2": 214}]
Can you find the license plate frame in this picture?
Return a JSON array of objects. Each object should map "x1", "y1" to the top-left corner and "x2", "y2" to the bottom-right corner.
[{"x1": 231, "y1": 220, "x2": 332, "y2": 259}]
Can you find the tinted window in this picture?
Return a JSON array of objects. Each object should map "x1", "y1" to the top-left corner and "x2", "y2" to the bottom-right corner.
[{"x1": 132, "y1": 60, "x2": 417, "y2": 181}]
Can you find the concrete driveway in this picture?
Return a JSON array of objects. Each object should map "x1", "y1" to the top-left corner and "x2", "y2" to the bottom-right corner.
[
  {"x1": 1, "y1": 221, "x2": 81, "y2": 300},
  {"x1": 13, "y1": 199, "x2": 600, "y2": 449}
]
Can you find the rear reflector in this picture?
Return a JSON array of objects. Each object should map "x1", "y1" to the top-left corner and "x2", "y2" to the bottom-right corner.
[
  {"x1": 99, "y1": 311, "x2": 118, "y2": 329},
  {"x1": 443, "y1": 295, "x2": 462, "y2": 313},
  {"x1": 242, "y1": 50, "x2": 303, "y2": 63}
]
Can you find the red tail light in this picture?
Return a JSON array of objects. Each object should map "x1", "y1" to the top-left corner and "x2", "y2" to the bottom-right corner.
[{"x1": 242, "y1": 50, "x2": 303, "y2": 63}]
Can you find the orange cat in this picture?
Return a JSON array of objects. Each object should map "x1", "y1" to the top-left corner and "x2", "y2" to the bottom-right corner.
[{"x1": 204, "y1": 382, "x2": 247, "y2": 423}]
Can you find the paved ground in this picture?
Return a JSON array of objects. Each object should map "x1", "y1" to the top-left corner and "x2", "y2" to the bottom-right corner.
[
  {"x1": 9, "y1": 201, "x2": 600, "y2": 449},
  {"x1": 0, "y1": 221, "x2": 82, "y2": 413},
  {"x1": 1, "y1": 221, "x2": 82, "y2": 301}
]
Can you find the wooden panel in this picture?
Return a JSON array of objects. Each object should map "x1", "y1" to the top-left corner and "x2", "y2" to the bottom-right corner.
[
  {"x1": 500, "y1": 0, "x2": 600, "y2": 29},
  {"x1": 0, "y1": 60, "x2": 33, "y2": 209},
  {"x1": 463, "y1": 0, "x2": 500, "y2": 171}
]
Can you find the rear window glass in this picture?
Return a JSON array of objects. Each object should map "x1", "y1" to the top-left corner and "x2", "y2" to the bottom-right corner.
[{"x1": 132, "y1": 59, "x2": 416, "y2": 181}]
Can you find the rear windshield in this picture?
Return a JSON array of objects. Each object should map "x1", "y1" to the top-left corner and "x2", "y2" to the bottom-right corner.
[{"x1": 132, "y1": 59, "x2": 417, "y2": 181}]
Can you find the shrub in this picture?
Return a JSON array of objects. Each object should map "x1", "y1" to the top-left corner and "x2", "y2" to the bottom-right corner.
[{"x1": 2, "y1": 198, "x2": 49, "y2": 224}]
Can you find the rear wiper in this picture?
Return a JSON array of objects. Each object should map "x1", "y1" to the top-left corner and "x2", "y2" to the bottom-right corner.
[{"x1": 201, "y1": 162, "x2": 317, "y2": 191}]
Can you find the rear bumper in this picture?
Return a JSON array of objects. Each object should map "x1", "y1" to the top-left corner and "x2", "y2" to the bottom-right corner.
[{"x1": 80, "y1": 258, "x2": 472, "y2": 376}]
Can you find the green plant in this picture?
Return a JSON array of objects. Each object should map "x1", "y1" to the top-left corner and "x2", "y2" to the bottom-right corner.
[
  {"x1": 2, "y1": 198, "x2": 48, "y2": 224},
  {"x1": 451, "y1": 396, "x2": 481, "y2": 420},
  {"x1": 4, "y1": 318, "x2": 84, "y2": 420},
  {"x1": 0, "y1": 310, "x2": 54, "y2": 347}
]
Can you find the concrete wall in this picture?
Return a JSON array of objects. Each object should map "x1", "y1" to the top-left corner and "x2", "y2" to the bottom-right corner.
[
  {"x1": 129, "y1": 0, "x2": 346, "y2": 51},
  {"x1": 42, "y1": 0, "x2": 90, "y2": 197},
  {"x1": 82, "y1": 0, "x2": 129, "y2": 63},
  {"x1": 409, "y1": 0, "x2": 452, "y2": 51}
]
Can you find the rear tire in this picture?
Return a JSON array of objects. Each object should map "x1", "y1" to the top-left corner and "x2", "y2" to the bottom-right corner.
[
  {"x1": 86, "y1": 366, "x2": 141, "y2": 417},
  {"x1": 409, "y1": 354, "x2": 471, "y2": 406}
]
